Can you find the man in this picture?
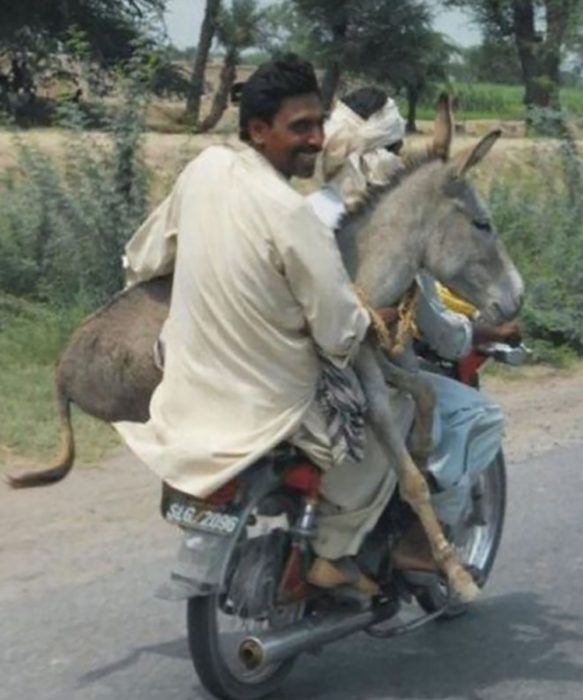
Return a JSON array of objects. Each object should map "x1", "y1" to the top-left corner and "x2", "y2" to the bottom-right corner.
[
  {"x1": 116, "y1": 58, "x2": 408, "y2": 594},
  {"x1": 308, "y1": 87, "x2": 520, "y2": 569}
]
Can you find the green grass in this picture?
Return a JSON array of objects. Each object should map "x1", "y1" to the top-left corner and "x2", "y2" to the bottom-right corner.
[{"x1": 0, "y1": 295, "x2": 120, "y2": 471}]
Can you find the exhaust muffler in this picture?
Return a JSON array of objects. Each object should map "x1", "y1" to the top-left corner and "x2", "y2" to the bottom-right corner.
[{"x1": 239, "y1": 601, "x2": 396, "y2": 671}]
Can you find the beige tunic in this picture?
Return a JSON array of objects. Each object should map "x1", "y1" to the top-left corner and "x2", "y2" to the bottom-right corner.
[
  {"x1": 123, "y1": 167, "x2": 185, "y2": 286},
  {"x1": 115, "y1": 145, "x2": 369, "y2": 497}
]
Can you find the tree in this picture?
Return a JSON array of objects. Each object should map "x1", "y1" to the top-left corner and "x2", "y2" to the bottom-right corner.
[
  {"x1": 443, "y1": 0, "x2": 583, "y2": 125},
  {"x1": 290, "y1": 0, "x2": 451, "y2": 123},
  {"x1": 256, "y1": 2, "x2": 315, "y2": 59},
  {"x1": 0, "y1": 0, "x2": 164, "y2": 119},
  {"x1": 293, "y1": 0, "x2": 349, "y2": 109},
  {"x1": 455, "y1": 34, "x2": 522, "y2": 84},
  {"x1": 198, "y1": 0, "x2": 262, "y2": 132},
  {"x1": 343, "y1": 0, "x2": 453, "y2": 132},
  {"x1": 0, "y1": 0, "x2": 164, "y2": 70},
  {"x1": 185, "y1": 0, "x2": 221, "y2": 125}
]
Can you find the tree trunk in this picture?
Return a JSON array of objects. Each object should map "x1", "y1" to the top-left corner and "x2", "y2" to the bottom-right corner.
[
  {"x1": 185, "y1": 0, "x2": 221, "y2": 126},
  {"x1": 405, "y1": 84, "x2": 419, "y2": 133},
  {"x1": 320, "y1": 12, "x2": 348, "y2": 110},
  {"x1": 542, "y1": 0, "x2": 573, "y2": 108},
  {"x1": 512, "y1": 0, "x2": 573, "y2": 130},
  {"x1": 512, "y1": 1, "x2": 542, "y2": 106},
  {"x1": 198, "y1": 48, "x2": 237, "y2": 133}
]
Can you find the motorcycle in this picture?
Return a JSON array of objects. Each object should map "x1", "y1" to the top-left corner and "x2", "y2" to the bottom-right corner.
[{"x1": 158, "y1": 341, "x2": 529, "y2": 700}]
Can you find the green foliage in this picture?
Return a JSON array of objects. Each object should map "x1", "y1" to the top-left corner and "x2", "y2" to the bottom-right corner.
[
  {"x1": 256, "y1": 2, "x2": 316, "y2": 60},
  {"x1": 216, "y1": 0, "x2": 262, "y2": 52},
  {"x1": 488, "y1": 132, "x2": 583, "y2": 359},
  {"x1": 0, "y1": 0, "x2": 164, "y2": 67},
  {"x1": 0, "y1": 67, "x2": 149, "y2": 308},
  {"x1": 149, "y1": 55, "x2": 191, "y2": 98},
  {"x1": 288, "y1": 0, "x2": 452, "y2": 84},
  {"x1": 452, "y1": 36, "x2": 522, "y2": 85}
]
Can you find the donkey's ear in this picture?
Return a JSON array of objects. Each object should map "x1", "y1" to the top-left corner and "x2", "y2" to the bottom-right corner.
[
  {"x1": 432, "y1": 92, "x2": 453, "y2": 161},
  {"x1": 454, "y1": 129, "x2": 502, "y2": 177}
]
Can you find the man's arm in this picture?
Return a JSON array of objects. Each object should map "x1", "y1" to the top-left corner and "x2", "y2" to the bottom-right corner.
[
  {"x1": 273, "y1": 202, "x2": 370, "y2": 367},
  {"x1": 123, "y1": 167, "x2": 189, "y2": 286},
  {"x1": 472, "y1": 318, "x2": 522, "y2": 346}
]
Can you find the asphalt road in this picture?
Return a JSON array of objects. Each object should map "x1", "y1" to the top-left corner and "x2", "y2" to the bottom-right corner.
[{"x1": 2, "y1": 444, "x2": 583, "y2": 700}]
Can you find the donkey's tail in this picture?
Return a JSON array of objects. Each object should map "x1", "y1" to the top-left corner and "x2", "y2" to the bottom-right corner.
[{"x1": 7, "y1": 389, "x2": 75, "y2": 489}]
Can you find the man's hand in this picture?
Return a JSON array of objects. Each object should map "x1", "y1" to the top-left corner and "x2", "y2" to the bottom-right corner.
[
  {"x1": 473, "y1": 318, "x2": 522, "y2": 346},
  {"x1": 376, "y1": 306, "x2": 399, "y2": 326}
]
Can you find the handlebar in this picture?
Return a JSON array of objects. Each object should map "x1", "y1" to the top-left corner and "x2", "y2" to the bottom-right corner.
[{"x1": 475, "y1": 342, "x2": 532, "y2": 366}]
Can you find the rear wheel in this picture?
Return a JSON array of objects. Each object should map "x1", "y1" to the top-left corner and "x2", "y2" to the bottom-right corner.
[
  {"x1": 416, "y1": 450, "x2": 507, "y2": 618},
  {"x1": 187, "y1": 492, "x2": 304, "y2": 700}
]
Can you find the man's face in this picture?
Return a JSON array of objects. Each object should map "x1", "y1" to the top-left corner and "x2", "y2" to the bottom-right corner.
[{"x1": 248, "y1": 93, "x2": 324, "y2": 179}]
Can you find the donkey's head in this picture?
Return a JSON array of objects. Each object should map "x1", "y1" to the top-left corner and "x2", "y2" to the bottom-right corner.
[{"x1": 419, "y1": 97, "x2": 524, "y2": 324}]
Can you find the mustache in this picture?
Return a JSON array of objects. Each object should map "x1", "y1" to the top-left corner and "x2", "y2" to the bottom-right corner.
[{"x1": 292, "y1": 145, "x2": 321, "y2": 156}]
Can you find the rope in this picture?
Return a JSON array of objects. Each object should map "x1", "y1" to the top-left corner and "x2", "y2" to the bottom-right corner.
[{"x1": 355, "y1": 283, "x2": 418, "y2": 356}]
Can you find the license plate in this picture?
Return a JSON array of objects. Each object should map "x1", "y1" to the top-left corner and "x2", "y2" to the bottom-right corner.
[{"x1": 162, "y1": 487, "x2": 240, "y2": 536}]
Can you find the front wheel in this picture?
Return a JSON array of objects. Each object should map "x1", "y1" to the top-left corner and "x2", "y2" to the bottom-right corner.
[
  {"x1": 416, "y1": 450, "x2": 507, "y2": 618},
  {"x1": 187, "y1": 492, "x2": 303, "y2": 700}
]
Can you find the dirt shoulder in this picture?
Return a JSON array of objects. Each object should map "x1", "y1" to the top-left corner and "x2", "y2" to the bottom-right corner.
[{"x1": 483, "y1": 363, "x2": 583, "y2": 463}]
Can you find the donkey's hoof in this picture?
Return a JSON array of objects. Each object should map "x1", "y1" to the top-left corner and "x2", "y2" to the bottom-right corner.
[{"x1": 449, "y1": 566, "x2": 480, "y2": 603}]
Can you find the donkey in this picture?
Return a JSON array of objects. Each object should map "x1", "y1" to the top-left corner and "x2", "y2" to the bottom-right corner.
[
  {"x1": 338, "y1": 98, "x2": 523, "y2": 599},
  {"x1": 9, "y1": 96, "x2": 523, "y2": 601}
]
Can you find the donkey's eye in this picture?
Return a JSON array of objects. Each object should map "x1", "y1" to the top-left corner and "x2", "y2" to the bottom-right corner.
[{"x1": 474, "y1": 220, "x2": 492, "y2": 233}]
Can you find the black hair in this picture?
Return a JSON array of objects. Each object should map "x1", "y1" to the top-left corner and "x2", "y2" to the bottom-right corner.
[
  {"x1": 239, "y1": 54, "x2": 320, "y2": 142},
  {"x1": 230, "y1": 81, "x2": 245, "y2": 105},
  {"x1": 341, "y1": 86, "x2": 388, "y2": 121}
]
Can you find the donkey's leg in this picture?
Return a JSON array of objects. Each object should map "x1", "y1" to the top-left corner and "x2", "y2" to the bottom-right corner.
[{"x1": 354, "y1": 342, "x2": 479, "y2": 602}]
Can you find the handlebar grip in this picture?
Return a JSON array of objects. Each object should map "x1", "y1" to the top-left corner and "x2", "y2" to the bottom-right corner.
[{"x1": 476, "y1": 342, "x2": 531, "y2": 366}]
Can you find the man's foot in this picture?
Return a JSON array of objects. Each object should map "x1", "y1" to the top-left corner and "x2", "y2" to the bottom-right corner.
[
  {"x1": 307, "y1": 557, "x2": 380, "y2": 596},
  {"x1": 392, "y1": 520, "x2": 439, "y2": 572}
]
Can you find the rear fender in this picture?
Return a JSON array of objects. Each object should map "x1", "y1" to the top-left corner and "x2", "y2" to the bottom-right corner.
[{"x1": 157, "y1": 459, "x2": 283, "y2": 601}]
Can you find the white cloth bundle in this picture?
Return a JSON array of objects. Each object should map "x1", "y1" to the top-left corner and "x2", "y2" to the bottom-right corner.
[{"x1": 322, "y1": 98, "x2": 406, "y2": 210}]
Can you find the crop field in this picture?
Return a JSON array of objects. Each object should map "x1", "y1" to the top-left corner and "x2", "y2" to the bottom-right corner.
[{"x1": 402, "y1": 82, "x2": 583, "y2": 122}]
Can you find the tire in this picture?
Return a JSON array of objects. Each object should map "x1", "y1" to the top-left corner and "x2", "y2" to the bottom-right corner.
[
  {"x1": 187, "y1": 491, "x2": 301, "y2": 700},
  {"x1": 415, "y1": 450, "x2": 507, "y2": 619},
  {"x1": 187, "y1": 596, "x2": 295, "y2": 700}
]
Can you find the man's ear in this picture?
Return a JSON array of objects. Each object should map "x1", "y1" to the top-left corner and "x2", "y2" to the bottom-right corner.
[{"x1": 247, "y1": 117, "x2": 270, "y2": 148}]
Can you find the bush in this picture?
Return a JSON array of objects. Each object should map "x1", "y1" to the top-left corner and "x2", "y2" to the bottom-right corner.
[
  {"x1": 489, "y1": 130, "x2": 583, "y2": 360},
  {"x1": 0, "y1": 71, "x2": 149, "y2": 308}
]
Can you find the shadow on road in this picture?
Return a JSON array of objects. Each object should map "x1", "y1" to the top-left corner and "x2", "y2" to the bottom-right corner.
[
  {"x1": 287, "y1": 591, "x2": 583, "y2": 699},
  {"x1": 78, "y1": 637, "x2": 189, "y2": 685},
  {"x1": 78, "y1": 590, "x2": 583, "y2": 699}
]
